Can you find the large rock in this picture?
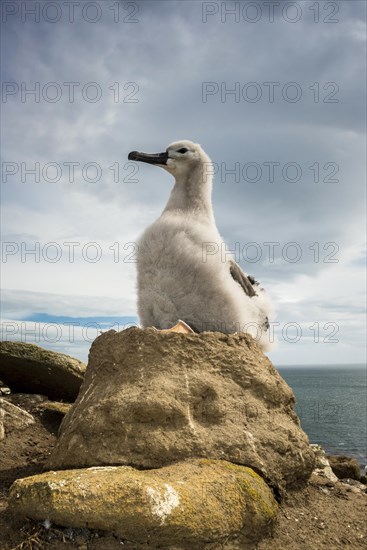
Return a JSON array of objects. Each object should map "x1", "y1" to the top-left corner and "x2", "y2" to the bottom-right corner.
[
  {"x1": 47, "y1": 328, "x2": 314, "y2": 490},
  {"x1": 0, "y1": 398, "x2": 35, "y2": 441},
  {"x1": 9, "y1": 459, "x2": 278, "y2": 548},
  {"x1": 327, "y1": 455, "x2": 361, "y2": 480},
  {"x1": 0, "y1": 342, "x2": 86, "y2": 401},
  {"x1": 310, "y1": 444, "x2": 338, "y2": 484}
]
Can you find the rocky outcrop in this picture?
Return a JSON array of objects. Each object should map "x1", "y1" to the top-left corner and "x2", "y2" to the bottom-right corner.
[
  {"x1": 0, "y1": 342, "x2": 86, "y2": 401},
  {"x1": 311, "y1": 444, "x2": 338, "y2": 483},
  {"x1": 47, "y1": 328, "x2": 315, "y2": 491},
  {"x1": 0, "y1": 399, "x2": 35, "y2": 441},
  {"x1": 9, "y1": 459, "x2": 278, "y2": 549},
  {"x1": 327, "y1": 455, "x2": 361, "y2": 481}
]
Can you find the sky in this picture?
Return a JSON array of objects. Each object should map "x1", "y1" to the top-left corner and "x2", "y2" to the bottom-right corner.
[{"x1": 1, "y1": 0, "x2": 366, "y2": 366}]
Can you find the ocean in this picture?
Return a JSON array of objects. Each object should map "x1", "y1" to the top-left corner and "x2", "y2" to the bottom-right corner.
[{"x1": 277, "y1": 364, "x2": 367, "y2": 472}]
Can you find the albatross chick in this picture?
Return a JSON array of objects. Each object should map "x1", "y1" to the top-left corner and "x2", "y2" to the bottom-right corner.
[{"x1": 128, "y1": 140, "x2": 274, "y2": 350}]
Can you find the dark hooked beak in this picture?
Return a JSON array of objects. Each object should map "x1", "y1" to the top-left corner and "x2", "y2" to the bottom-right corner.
[{"x1": 128, "y1": 151, "x2": 168, "y2": 165}]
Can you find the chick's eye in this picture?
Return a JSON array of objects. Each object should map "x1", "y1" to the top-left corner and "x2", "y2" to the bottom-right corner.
[{"x1": 177, "y1": 148, "x2": 189, "y2": 154}]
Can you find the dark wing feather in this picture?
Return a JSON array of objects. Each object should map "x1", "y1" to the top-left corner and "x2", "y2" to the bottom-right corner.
[
  {"x1": 229, "y1": 261, "x2": 270, "y2": 331},
  {"x1": 229, "y1": 260, "x2": 256, "y2": 298}
]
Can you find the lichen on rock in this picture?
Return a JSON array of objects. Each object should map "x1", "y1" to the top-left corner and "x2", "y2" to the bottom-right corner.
[{"x1": 9, "y1": 459, "x2": 278, "y2": 548}]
